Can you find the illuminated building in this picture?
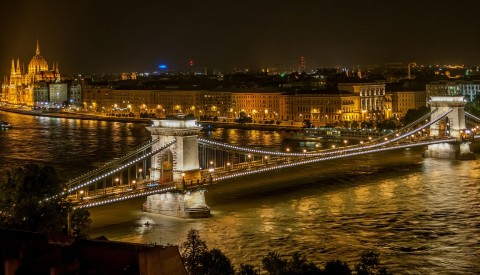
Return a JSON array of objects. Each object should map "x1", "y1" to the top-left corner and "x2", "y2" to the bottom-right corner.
[
  {"x1": 338, "y1": 82, "x2": 386, "y2": 121},
  {"x1": 389, "y1": 90, "x2": 426, "y2": 118},
  {"x1": 231, "y1": 89, "x2": 281, "y2": 121},
  {"x1": 82, "y1": 87, "x2": 232, "y2": 118},
  {"x1": 279, "y1": 91, "x2": 360, "y2": 126},
  {"x1": 426, "y1": 80, "x2": 480, "y2": 102},
  {"x1": 1, "y1": 41, "x2": 62, "y2": 107}
]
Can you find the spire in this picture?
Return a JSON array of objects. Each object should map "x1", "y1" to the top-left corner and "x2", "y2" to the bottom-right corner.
[
  {"x1": 11, "y1": 59, "x2": 15, "y2": 75},
  {"x1": 36, "y1": 39, "x2": 40, "y2": 55},
  {"x1": 16, "y1": 59, "x2": 21, "y2": 74}
]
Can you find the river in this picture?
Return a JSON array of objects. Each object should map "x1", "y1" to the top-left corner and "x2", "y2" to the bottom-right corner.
[{"x1": 1, "y1": 110, "x2": 479, "y2": 274}]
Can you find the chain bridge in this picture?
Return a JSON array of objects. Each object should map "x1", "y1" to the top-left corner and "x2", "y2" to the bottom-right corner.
[{"x1": 53, "y1": 96, "x2": 479, "y2": 218}]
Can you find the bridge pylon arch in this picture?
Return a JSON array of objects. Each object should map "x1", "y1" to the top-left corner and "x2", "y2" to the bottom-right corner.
[
  {"x1": 424, "y1": 96, "x2": 475, "y2": 160},
  {"x1": 146, "y1": 118, "x2": 202, "y2": 184}
]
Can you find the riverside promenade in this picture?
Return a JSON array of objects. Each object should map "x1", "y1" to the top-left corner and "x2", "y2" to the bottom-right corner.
[
  {"x1": 0, "y1": 105, "x2": 303, "y2": 132},
  {"x1": 0, "y1": 106, "x2": 151, "y2": 124}
]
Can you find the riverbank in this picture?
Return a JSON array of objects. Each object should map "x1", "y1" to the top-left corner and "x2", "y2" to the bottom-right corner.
[
  {"x1": 0, "y1": 106, "x2": 304, "y2": 132},
  {"x1": 0, "y1": 106, "x2": 151, "y2": 124}
]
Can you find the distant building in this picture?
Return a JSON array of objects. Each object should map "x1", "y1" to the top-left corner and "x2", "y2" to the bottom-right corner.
[
  {"x1": 426, "y1": 80, "x2": 480, "y2": 102},
  {"x1": 231, "y1": 89, "x2": 281, "y2": 121},
  {"x1": 386, "y1": 80, "x2": 427, "y2": 118},
  {"x1": 49, "y1": 83, "x2": 68, "y2": 106},
  {"x1": 338, "y1": 82, "x2": 386, "y2": 121},
  {"x1": 67, "y1": 79, "x2": 82, "y2": 107},
  {"x1": 279, "y1": 89, "x2": 360, "y2": 125},
  {"x1": 1, "y1": 41, "x2": 61, "y2": 107}
]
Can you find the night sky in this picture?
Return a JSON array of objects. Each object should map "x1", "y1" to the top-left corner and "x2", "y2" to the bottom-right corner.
[{"x1": 1, "y1": 0, "x2": 479, "y2": 75}]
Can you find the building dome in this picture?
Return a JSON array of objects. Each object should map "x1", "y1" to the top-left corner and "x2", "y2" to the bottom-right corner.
[{"x1": 28, "y1": 41, "x2": 49, "y2": 74}]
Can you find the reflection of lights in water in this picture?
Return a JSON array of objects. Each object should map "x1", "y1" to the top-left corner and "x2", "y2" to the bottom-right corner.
[
  {"x1": 353, "y1": 185, "x2": 370, "y2": 205},
  {"x1": 257, "y1": 207, "x2": 276, "y2": 233},
  {"x1": 378, "y1": 180, "x2": 394, "y2": 200},
  {"x1": 326, "y1": 193, "x2": 344, "y2": 215}
]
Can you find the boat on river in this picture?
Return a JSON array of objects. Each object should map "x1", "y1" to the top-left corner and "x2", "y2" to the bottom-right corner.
[{"x1": 0, "y1": 121, "x2": 12, "y2": 129}]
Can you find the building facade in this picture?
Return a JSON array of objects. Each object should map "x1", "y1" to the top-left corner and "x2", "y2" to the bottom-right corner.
[
  {"x1": 338, "y1": 82, "x2": 387, "y2": 121},
  {"x1": 1, "y1": 41, "x2": 65, "y2": 107},
  {"x1": 426, "y1": 80, "x2": 480, "y2": 102}
]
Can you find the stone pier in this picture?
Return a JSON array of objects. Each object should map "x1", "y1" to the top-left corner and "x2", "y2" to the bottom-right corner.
[{"x1": 143, "y1": 189, "x2": 210, "y2": 218}]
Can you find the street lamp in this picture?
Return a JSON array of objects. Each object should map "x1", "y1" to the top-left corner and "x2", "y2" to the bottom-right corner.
[{"x1": 115, "y1": 177, "x2": 119, "y2": 187}]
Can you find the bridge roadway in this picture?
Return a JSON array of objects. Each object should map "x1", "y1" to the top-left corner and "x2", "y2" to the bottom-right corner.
[{"x1": 72, "y1": 136, "x2": 456, "y2": 209}]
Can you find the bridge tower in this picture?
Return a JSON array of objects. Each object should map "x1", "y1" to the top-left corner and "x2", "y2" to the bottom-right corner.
[
  {"x1": 144, "y1": 117, "x2": 210, "y2": 218},
  {"x1": 424, "y1": 96, "x2": 475, "y2": 160},
  {"x1": 146, "y1": 118, "x2": 202, "y2": 183}
]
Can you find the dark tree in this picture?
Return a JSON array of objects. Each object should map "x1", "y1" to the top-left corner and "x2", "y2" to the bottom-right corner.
[
  {"x1": 288, "y1": 252, "x2": 322, "y2": 274},
  {"x1": 465, "y1": 94, "x2": 480, "y2": 117},
  {"x1": 71, "y1": 208, "x2": 92, "y2": 237},
  {"x1": 198, "y1": 248, "x2": 235, "y2": 275},
  {"x1": 237, "y1": 264, "x2": 258, "y2": 275},
  {"x1": 354, "y1": 250, "x2": 390, "y2": 275},
  {"x1": 0, "y1": 164, "x2": 90, "y2": 235},
  {"x1": 262, "y1": 252, "x2": 287, "y2": 274},
  {"x1": 402, "y1": 106, "x2": 430, "y2": 125},
  {"x1": 181, "y1": 229, "x2": 208, "y2": 274},
  {"x1": 323, "y1": 259, "x2": 352, "y2": 275}
]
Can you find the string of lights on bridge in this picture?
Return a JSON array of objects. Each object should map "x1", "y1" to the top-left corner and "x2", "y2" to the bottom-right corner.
[
  {"x1": 74, "y1": 186, "x2": 177, "y2": 209},
  {"x1": 370, "y1": 108, "x2": 438, "y2": 142},
  {"x1": 198, "y1": 108, "x2": 453, "y2": 159},
  {"x1": 66, "y1": 138, "x2": 161, "y2": 187},
  {"x1": 212, "y1": 138, "x2": 456, "y2": 183},
  {"x1": 42, "y1": 140, "x2": 176, "y2": 203},
  {"x1": 67, "y1": 140, "x2": 176, "y2": 193}
]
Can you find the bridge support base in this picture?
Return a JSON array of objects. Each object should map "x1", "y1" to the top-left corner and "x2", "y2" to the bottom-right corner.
[
  {"x1": 143, "y1": 189, "x2": 210, "y2": 218},
  {"x1": 423, "y1": 142, "x2": 476, "y2": 160}
]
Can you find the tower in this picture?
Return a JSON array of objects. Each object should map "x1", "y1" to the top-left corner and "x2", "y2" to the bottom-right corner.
[
  {"x1": 144, "y1": 117, "x2": 210, "y2": 218},
  {"x1": 423, "y1": 96, "x2": 475, "y2": 160}
]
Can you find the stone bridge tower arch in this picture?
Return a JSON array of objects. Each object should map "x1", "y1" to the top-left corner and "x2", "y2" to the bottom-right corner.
[
  {"x1": 424, "y1": 96, "x2": 475, "y2": 160},
  {"x1": 429, "y1": 96, "x2": 467, "y2": 139},
  {"x1": 146, "y1": 118, "x2": 202, "y2": 183}
]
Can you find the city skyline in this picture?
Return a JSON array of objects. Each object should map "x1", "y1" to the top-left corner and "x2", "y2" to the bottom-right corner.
[{"x1": 1, "y1": 0, "x2": 480, "y2": 75}]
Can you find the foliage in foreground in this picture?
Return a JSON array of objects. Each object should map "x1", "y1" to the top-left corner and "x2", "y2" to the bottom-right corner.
[
  {"x1": 181, "y1": 228, "x2": 392, "y2": 275},
  {"x1": 0, "y1": 164, "x2": 91, "y2": 235}
]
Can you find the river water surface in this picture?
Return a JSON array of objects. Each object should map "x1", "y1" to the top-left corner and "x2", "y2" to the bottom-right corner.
[{"x1": 1, "y1": 111, "x2": 479, "y2": 274}]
